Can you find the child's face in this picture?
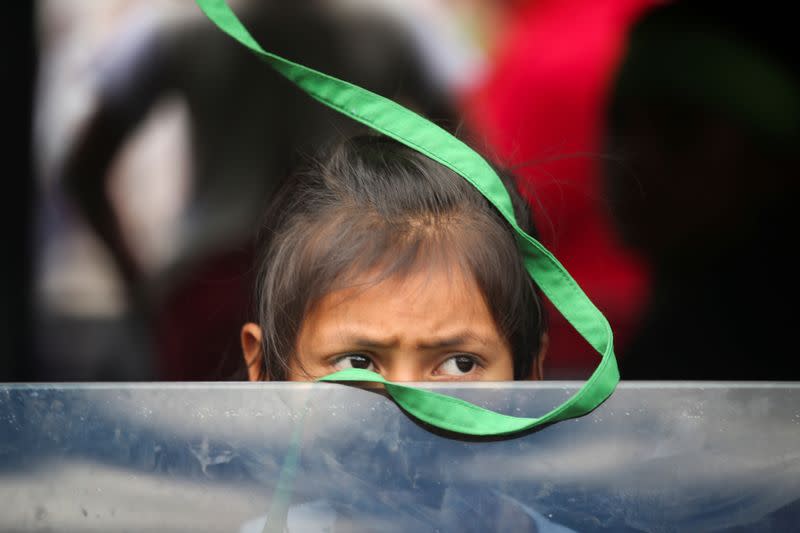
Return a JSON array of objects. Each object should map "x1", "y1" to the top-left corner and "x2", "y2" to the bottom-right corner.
[
  {"x1": 243, "y1": 266, "x2": 517, "y2": 382},
  {"x1": 293, "y1": 267, "x2": 515, "y2": 382}
]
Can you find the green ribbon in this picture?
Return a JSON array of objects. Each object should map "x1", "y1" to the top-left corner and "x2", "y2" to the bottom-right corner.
[{"x1": 196, "y1": 0, "x2": 619, "y2": 437}]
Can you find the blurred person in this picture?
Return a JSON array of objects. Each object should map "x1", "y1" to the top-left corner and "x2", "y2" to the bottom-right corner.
[
  {"x1": 33, "y1": 1, "x2": 208, "y2": 380},
  {"x1": 462, "y1": 0, "x2": 656, "y2": 378},
  {"x1": 332, "y1": 0, "x2": 494, "y2": 94},
  {"x1": 54, "y1": 1, "x2": 454, "y2": 379},
  {"x1": 605, "y1": 1, "x2": 800, "y2": 379}
]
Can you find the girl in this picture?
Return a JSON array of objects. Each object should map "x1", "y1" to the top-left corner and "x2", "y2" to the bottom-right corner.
[
  {"x1": 200, "y1": 0, "x2": 618, "y2": 436},
  {"x1": 240, "y1": 134, "x2": 548, "y2": 383}
]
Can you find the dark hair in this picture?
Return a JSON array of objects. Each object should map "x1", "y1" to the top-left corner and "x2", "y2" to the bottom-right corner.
[{"x1": 249, "y1": 134, "x2": 545, "y2": 380}]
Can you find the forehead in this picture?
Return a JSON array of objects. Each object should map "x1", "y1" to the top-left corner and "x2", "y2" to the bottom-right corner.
[{"x1": 299, "y1": 266, "x2": 502, "y2": 344}]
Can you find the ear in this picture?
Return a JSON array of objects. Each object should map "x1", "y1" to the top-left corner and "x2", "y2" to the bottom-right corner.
[
  {"x1": 241, "y1": 322, "x2": 266, "y2": 381},
  {"x1": 531, "y1": 332, "x2": 549, "y2": 380}
]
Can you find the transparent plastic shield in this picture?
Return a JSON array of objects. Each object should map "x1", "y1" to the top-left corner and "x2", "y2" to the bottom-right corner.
[{"x1": 1, "y1": 382, "x2": 799, "y2": 532}]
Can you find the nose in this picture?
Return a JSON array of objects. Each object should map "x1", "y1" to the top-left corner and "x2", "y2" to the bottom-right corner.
[{"x1": 382, "y1": 359, "x2": 425, "y2": 382}]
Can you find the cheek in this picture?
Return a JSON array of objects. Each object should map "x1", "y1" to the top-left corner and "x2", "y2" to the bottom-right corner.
[
  {"x1": 481, "y1": 348, "x2": 515, "y2": 381},
  {"x1": 285, "y1": 355, "x2": 324, "y2": 382},
  {"x1": 291, "y1": 320, "x2": 332, "y2": 381},
  {"x1": 500, "y1": 355, "x2": 515, "y2": 380}
]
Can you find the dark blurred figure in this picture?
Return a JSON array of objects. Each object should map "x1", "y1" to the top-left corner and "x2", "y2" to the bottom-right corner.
[
  {"x1": 463, "y1": 0, "x2": 655, "y2": 378},
  {"x1": 58, "y1": 2, "x2": 452, "y2": 380},
  {"x1": 1, "y1": 2, "x2": 35, "y2": 381},
  {"x1": 606, "y1": 1, "x2": 800, "y2": 379}
]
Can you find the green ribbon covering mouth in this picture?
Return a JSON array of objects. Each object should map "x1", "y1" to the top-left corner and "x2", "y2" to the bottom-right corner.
[{"x1": 195, "y1": 0, "x2": 619, "y2": 437}]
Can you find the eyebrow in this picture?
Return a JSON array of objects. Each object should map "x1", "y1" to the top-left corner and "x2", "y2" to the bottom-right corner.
[
  {"x1": 336, "y1": 331, "x2": 492, "y2": 351},
  {"x1": 417, "y1": 335, "x2": 479, "y2": 350},
  {"x1": 348, "y1": 336, "x2": 399, "y2": 349}
]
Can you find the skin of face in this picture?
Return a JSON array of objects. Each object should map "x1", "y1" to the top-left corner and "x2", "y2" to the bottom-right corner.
[{"x1": 241, "y1": 266, "x2": 544, "y2": 381}]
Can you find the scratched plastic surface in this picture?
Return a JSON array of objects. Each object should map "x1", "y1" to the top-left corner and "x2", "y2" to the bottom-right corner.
[{"x1": 1, "y1": 383, "x2": 799, "y2": 532}]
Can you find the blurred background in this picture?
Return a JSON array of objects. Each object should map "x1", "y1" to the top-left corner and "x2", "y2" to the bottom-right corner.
[{"x1": 3, "y1": 0, "x2": 798, "y2": 382}]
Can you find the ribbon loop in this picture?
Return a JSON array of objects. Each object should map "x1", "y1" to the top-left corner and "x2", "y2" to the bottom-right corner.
[{"x1": 196, "y1": 0, "x2": 619, "y2": 437}]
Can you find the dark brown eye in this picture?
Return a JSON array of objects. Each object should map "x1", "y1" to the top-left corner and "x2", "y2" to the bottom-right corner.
[
  {"x1": 455, "y1": 356, "x2": 475, "y2": 373},
  {"x1": 333, "y1": 354, "x2": 375, "y2": 371},
  {"x1": 437, "y1": 355, "x2": 477, "y2": 376}
]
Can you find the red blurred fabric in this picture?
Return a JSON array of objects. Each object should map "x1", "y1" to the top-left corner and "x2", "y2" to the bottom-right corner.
[
  {"x1": 462, "y1": 0, "x2": 656, "y2": 377},
  {"x1": 155, "y1": 249, "x2": 252, "y2": 380}
]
